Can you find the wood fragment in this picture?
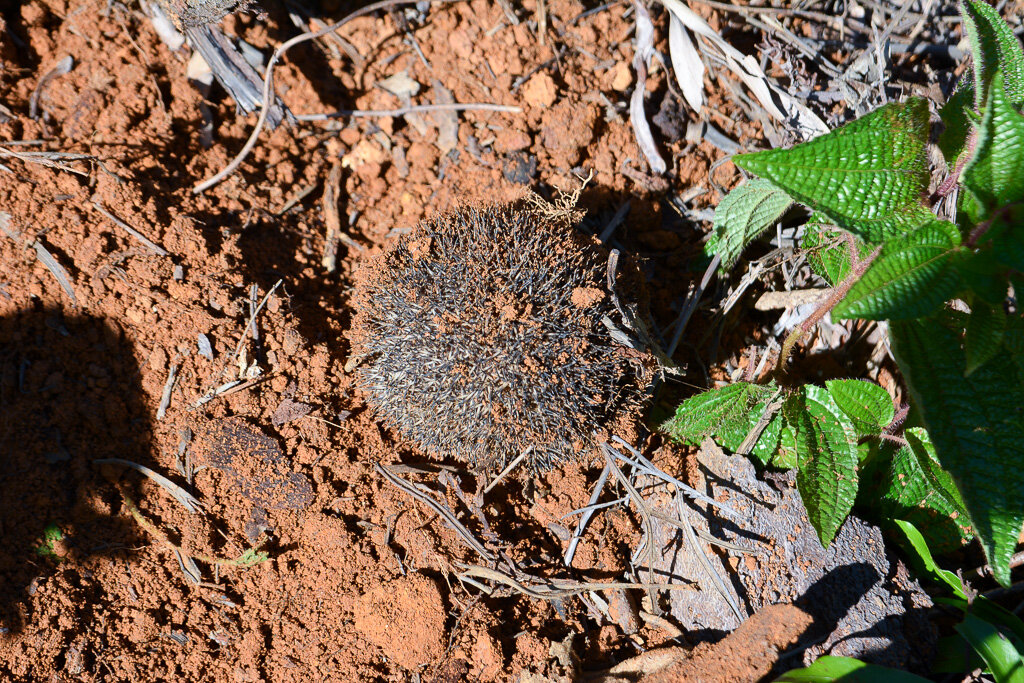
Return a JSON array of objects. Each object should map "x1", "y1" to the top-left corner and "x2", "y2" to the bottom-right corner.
[
  {"x1": 321, "y1": 160, "x2": 344, "y2": 272},
  {"x1": 92, "y1": 201, "x2": 169, "y2": 257},
  {"x1": 157, "y1": 364, "x2": 178, "y2": 420},
  {"x1": 754, "y1": 288, "x2": 828, "y2": 311}
]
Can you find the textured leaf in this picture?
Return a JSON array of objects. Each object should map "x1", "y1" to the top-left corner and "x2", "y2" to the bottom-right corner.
[
  {"x1": 662, "y1": 382, "x2": 770, "y2": 446},
  {"x1": 962, "y1": 73, "x2": 1024, "y2": 219},
  {"x1": 788, "y1": 386, "x2": 859, "y2": 547},
  {"x1": 939, "y1": 76, "x2": 978, "y2": 168},
  {"x1": 825, "y1": 379, "x2": 894, "y2": 436},
  {"x1": 891, "y1": 317, "x2": 1024, "y2": 587},
  {"x1": 882, "y1": 428, "x2": 973, "y2": 553},
  {"x1": 833, "y1": 220, "x2": 963, "y2": 320},
  {"x1": 773, "y1": 655, "x2": 932, "y2": 682},
  {"x1": 750, "y1": 408, "x2": 785, "y2": 467},
  {"x1": 733, "y1": 98, "x2": 932, "y2": 243},
  {"x1": 802, "y1": 215, "x2": 870, "y2": 287},
  {"x1": 966, "y1": 299, "x2": 1007, "y2": 374},
  {"x1": 958, "y1": 248, "x2": 1013, "y2": 305},
  {"x1": 960, "y1": 0, "x2": 1024, "y2": 110},
  {"x1": 710, "y1": 179, "x2": 793, "y2": 269},
  {"x1": 773, "y1": 422, "x2": 798, "y2": 469},
  {"x1": 956, "y1": 613, "x2": 1024, "y2": 683}
]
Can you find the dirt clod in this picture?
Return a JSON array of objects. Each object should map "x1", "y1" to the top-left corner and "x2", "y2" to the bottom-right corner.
[{"x1": 353, "y1": 573, "x2": 446, "y2": 670}]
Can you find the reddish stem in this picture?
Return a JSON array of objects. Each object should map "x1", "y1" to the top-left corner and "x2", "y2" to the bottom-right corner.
[
  {"x1": 775, "y1": 240, "x2": 882, "y2": 376},
  {"x1": 933, "y1": 128, "x2": 978, "y2": 201}
]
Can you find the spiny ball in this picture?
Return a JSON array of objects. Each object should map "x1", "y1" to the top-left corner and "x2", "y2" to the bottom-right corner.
[{"x1": 352, "y1": 203, "x2": 651, "y2": 472}]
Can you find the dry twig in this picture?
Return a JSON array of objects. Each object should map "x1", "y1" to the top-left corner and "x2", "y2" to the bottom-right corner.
[{"x1": 374, "y1": 462, "x2": 496, "y2": 562}]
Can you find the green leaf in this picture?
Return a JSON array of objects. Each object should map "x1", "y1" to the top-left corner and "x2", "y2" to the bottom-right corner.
[
  {"x1": 991, "y1": 204, "x2": 1024, "y2": 272},
  {"x1": 710, "y1": 179, "x2": 794, "y2": 269},
  {"x1": 958, "y1": 248, "x2": 1012, "y2": 305},
  {"x1": 966, "y1": 299, "x2": 1007, "y2": 374},
  {"x1": 898, "y1": 522, "x2": 1024, "y2": 652},
  {"x1": 891, "y1": 317, "x2": 1024, "y2": 587},
  {"x1": 956, "y1": 613, "x2": 1024, "y2": 683},
  {"x1": 960, "y1": 0, "x2": 1024, "y2": 110},
  {"x1": 750, "y1": 408, "x2": 785, "y2": 467},
  {"x1": 789, "y1": 386, "x2": 859, "y2": 547},
  {"x1": 939, "y1": 77, "x2": 978, "y2": 168},
  {"x1": 881, "y1": 428, "x2": 973, "y2": 553},
  {"x1": 933, "y1": 634, "x2": 987, "y2": 673},
  {"x1": 962, "y1": 73, "x2": 1024, "y2": 219},
  {"x1": 894, "y1": 519, "x2": 968, "y2": 597},
  {"x1": 774, "y1": 422, "x2": 798, "y2": 469},
  {"x1": 833, "y1": 220, "x2": 963, "y2": 320},
  {"x1": 825, "y1": 379, "x2": 894, "y2": 436},
  {"x1": 733, "y1": 98, "x2": 932, "y2": 244},
  {"x1": 662, "y1": 382, "x2": 770, "y2": 446},
  {"x1": 802, "y1": 215, "x2": 870, "y2": 287},
  {"x1": 773, "y1": 655, "x2": 932, "y2": 682}
]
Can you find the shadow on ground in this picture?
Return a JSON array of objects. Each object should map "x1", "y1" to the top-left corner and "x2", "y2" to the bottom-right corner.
[{"x1": 0, "y1": 308, "x2": 156, "y2": 633}]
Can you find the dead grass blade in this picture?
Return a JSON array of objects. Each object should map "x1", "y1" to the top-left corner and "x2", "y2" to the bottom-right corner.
[
  {"x1": 0, "y1": 147, "x2": 93, "y2": 176},
  {"x1": 675, "y1": 493, "x2": 743, "y2": 621},
  {"x1": 458, "y1": 564, "x2": 696, "y2": 601},
  {"x1": 193, "y1": 0, "x2": 518, "y2": 193},
  {"x1": 563, "y1": 462, "x2": 611, "y2": 566},
  {"x1": 609, "y1": 436, "x2": 742, "y2": 520},
  {"x1": 95, "y1": 458, "x2": 202, "y2": 513},
  {"x1": 667, "y1": 13, "x2": 705, "y2": 112},
  {"x1": 374, "y1": 462, "x2": 496, "y2": 562},
  {"x1": 658, "y1": 0, "x2": 827, "y2": 139},
  {"x1": 628, "y1": 0, "x2": 667, "y2": 174},
  {"x1": 91, "y1": 201, "x2": 169, "y2": 257},
  {"x1": 119, "y1": 490, "x2": 268, "y2": 569},
  {"x1": 29, "y1": 55, "x2": 73, "y2": 120},
  {"x1": 601, "y1": 443, "x2": 661, "y2": 612},
  {"x1": 1, "y1": 213, "x2": 78, "y2": 306}
]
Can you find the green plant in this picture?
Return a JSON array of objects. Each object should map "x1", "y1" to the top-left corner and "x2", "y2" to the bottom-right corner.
[
  {"x1": 666, "y1": 0, "x2": 1024, "y2": 585},
  {"x1": 34, "y1": 523, "x2": 64, "y2": 560}
]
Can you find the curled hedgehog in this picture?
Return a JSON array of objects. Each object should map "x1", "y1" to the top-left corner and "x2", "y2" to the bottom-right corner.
[{"x1": 351, "y1": 202, "x2": 655, "y2": 472}]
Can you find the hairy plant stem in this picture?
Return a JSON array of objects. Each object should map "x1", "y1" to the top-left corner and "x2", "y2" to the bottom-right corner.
[
  {"x1": 934, "y1": 127, "x2": 978, "y2": 201},
  {"x1": 774, "y1": 239, "x2": 881, "y2": 376}
]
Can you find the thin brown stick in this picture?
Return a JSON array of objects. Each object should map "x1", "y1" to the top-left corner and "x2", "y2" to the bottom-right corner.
[{"x1": 293, "y1": 102, "x2": 520, "y2": 122}]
